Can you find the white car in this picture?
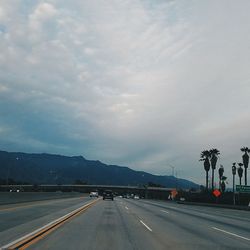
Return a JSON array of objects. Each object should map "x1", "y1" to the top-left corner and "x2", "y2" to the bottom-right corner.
[
  {"x1": 90, "y1": 191, "x2": 99, "y2": 198},
  {"x1": 134, "y1": 195, "x2": 140, "y2": 200}
]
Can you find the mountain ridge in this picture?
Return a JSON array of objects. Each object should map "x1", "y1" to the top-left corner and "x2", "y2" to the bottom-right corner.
[{"x1": 0, "y1": 150, "x2": 198, "y2": 189}]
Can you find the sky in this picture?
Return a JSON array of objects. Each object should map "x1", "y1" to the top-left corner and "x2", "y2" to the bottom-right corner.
[{"x1": 0, "y1": 0, "x2": 250, "y2": 186}]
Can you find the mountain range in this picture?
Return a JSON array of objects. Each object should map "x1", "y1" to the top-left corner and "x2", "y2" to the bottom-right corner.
[{"x1": 0, "y1": 150, "x2": 198, "y2": 189}]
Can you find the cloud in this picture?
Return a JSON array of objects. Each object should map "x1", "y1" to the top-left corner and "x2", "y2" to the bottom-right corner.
[{"x1": 0, "y1": 0, "x2": 250, "y2": 185}]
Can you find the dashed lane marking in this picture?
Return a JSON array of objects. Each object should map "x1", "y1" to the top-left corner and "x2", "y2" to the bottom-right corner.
[
  {"x1": 140, "y1": 220, "x2": 152, "y2": 232},
  {"x1": 160, "y1": 209, "x2": 169, "y2": 214},
  {"x1": 212, "y1": 227, "x2": 250, "y2": 241}
]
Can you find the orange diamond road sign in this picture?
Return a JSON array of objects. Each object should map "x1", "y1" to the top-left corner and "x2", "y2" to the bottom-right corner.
[
  {"x1": 171, "y1": 189, "x2": 178, "y2": 198},
  {"x1": 213, "y1": 189, "x2": 221, "y2": 197}
]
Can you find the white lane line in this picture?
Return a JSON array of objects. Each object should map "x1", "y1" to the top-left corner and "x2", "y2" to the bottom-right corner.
[
  {"x1": 140, "y1": 220, "x2": 153, "y2": 232},
  {"x1": 160, "y1": 209, "x2": 169, "y2": 214},
  {"x1": 125, "y1": 206, "x2": 129, "y2": 210},
  {"x1": 212, "y1": 227, "x2": 250, "y2": 241}
]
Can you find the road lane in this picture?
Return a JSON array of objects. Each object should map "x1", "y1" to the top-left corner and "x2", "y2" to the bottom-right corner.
[
  {"x1": 0, "y1": 196, "x2": 93, "y2": 246},
  {"x1": 2, "y1": 197, "x2": 250, "y2": 249},
  {"x1": 151, "y1": 200, "x2": 250, "y2": 222},
  {"x1": 25, "y1": 198, "x2": 250, "y2": 250},
  {"x1": 138, "y1": 199, "x2": 250, "y2": 234},
  {"x1": 28, "y1": 199, "x2": 157, "y2": 250},
  {"x1": 121, "y1": 199, "x2": 220, "y2": 249},
  {"x1": 125, "y1": 199, "x2": 250, "y2": 248},
  {"x1": 1, "y1": 199, "x2": 100, "y2": 249}
]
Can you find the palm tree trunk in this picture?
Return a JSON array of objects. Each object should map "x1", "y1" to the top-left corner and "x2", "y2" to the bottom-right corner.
[
  {"x1": 240, "y1": 177, "x2": 242, "y2": 186},
  {"x1": 245, "y1": 168, "x2": 247, "y2": 186},
  {"x1": 206, "y1": 171, "x2": 208, "y2": 190},
  {"x1": 212, "y1": 169, "x2": 214, "y2": 190}
]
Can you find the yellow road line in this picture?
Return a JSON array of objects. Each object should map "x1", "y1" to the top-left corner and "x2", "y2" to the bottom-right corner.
[{"x1": 1, "y1": 198, "x2": 100, "y2": 249}]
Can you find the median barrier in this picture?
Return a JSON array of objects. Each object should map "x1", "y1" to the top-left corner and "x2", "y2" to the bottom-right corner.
[{"x1": 0, "y1": 192, "x2": 86, "y2": 205}]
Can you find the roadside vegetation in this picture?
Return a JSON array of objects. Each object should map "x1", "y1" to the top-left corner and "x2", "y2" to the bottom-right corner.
[
  {"x1": 192, "y1": 147, "x2": 250, "y2": 205},
  {"x1": 200, "y1": 147, "x2": 249, "y2": 191}
]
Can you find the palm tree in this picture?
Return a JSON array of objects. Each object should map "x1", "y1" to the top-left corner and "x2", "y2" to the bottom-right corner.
[
  {"x1": 221, "y1": 176, "x2": 227, "y2": 193},
  {"x1": 218, "y1": 165, "x2": 224, "y2": 191},
  {"x1": 237, "y1": 163, "x2": 244, "y2": 185},
  {"x1": 200, "y1": 150, "x2": 211, "y2": 190},
  {"x1": 210, "y1": 148, "x2": 220, "y2": 191},
  {"x1": 240, "y1": 147, "x2": 250, "y2": 185}
]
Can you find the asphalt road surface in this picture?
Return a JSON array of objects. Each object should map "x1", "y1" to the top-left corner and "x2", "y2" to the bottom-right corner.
[{"x1": 1, "y1": 197, "x2": 250, "y2": 249}]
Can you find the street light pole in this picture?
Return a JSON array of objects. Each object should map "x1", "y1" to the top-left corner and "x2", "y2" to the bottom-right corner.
[{"x1": 232, "y1": 163, "x2": 236, "y2": 205}]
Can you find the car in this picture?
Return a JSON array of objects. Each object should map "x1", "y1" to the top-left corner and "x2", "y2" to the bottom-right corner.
[
  {"x1": 134, "y1": 195, "x2": 139, "y2": 200},
  {"x1": 103, "y1": 190, "x2": 114, "y2": 200},
  {"x1": 90, "y1": 191, "x2": 99, "y2": 198},
  {"x1": 9, "y1": 189, "x2": 20, "y2": 192}
]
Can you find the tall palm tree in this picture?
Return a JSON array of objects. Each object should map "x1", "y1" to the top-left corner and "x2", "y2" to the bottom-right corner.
[
  {"x1": 210, "y1": 148, "x2": 220, "y2": 191},
  {"x1": 200, "y1": 150, "x2": 211, "y2": 190},
  {"x1": 240, "y1": 147, "x2": 250, "y2": 185},
  {"x1": 218, "y1": 165, "x2": 224, "y2": 191},
  {"x1": 237, "y1": 163, "x2": 244, "y2": 185},
  {"x1": 221, "y1": 176, "x2": 227, "y2": 193}
]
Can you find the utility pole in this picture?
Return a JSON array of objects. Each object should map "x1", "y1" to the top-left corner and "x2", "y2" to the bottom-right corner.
[
  {"x1": 232, "y1": 163, "x2": 236, "y2": 205},
  {"x1": 167, "y1": 163, "x2": 178, "y2": 190},
  {"x1": 169, "y1": 166, "x2": 175, "y2": 176},
  {"x1": 175, "y1": 170, "x2": 178, "y2": 189}
]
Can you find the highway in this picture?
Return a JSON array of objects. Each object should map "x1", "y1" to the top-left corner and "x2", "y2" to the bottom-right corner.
[{"x1": 0, "y1": 196, "x2": 250, "y2": 249}]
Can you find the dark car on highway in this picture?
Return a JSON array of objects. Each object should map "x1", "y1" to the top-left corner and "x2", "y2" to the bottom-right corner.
[{"x1": 103, "y1": 190, "x2": 114, "y2": 200}]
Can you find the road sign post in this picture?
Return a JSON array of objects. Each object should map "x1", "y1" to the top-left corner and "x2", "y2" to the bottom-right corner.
[
  {"x1": 213, "y1": 189, "x2": 221, "y2": 197},
  {"x1": 236, "y1": 186, "x2": 250, "y2": 205},
  {"x1": 213, "y1": 189, "x2": 221, "y2": 204}
]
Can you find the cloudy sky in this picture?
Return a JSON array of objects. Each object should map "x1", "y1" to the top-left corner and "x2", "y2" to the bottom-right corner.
[{"x1": 1, "y1": 0, "x2": 250, "y2": 185}]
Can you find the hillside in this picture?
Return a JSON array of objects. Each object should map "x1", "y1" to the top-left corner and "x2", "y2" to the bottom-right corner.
[{"x1": 0, "y1": 150, "x2": 198, "y2": 189}]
